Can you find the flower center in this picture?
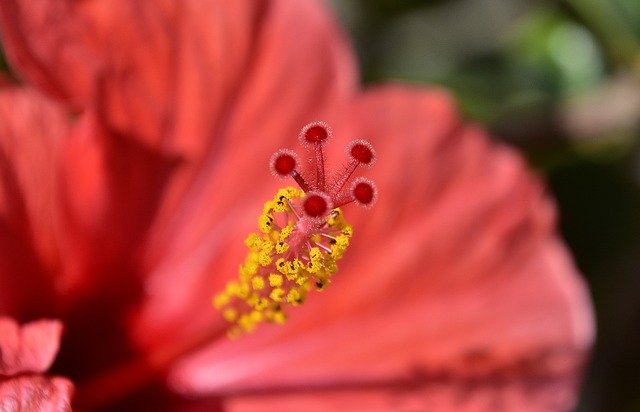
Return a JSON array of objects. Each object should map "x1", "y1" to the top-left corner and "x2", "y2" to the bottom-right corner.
[{"x1": 214, "y1": 122, "x2": 377, "y2": 337}]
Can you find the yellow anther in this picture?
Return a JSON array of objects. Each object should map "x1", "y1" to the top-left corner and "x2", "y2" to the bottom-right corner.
[
  {"x1": 258, "y1": 252, "x2": 272, "y2": 266},
  {"x1": 261, "y1": 239, "x2": 274, "y2": 253},
  {"x1": 250, "y1": 310, "x2": 263, "y2": 323},
  {"x1": 273, "y1": 311, "x2": 287, "y2": 324},
  {"x1": 239, "y1": 260, "x2": 259, "y2": 278},
  {"x1": 245, "y1": 233, "x2": 263, "y2": 249},
  {"x1": 214, "y1": 186, "x2": 357, "y2": 337},
  {"x1": 213, "y1": 293, "x2": 230, "y2": 309},
  {"x1": 287, "y1": 288, "x2": 305, "y2": 306},
  {"x1": 309, "y1": 247, "x2": 322, "y2": 260},
  {"x1": 332, "y1": 234, "x2": 350, "y2": 258},
  {"x1": 277, "y1": 187, "x2": 300, "y2": 200},
  {"x1": 279, "y1": 223, "x2": 294, "y2": 240},
  {"x1": 239, "y1": 314, "x2": 257, "y2": 332},
  {"x1": 324, "y1": 256, "x2": 338, "y2": 274},
  {"x1": 275, "y1": 241, "x2": 289, "y2": 254},
  {"x1": 296, "y1": 275, "x2": 309, "y2": 286},
  {"x1": 258, "y1": 214, "x2": 274, "y2": 234},
  {"x1": 315, "y1": 277, "x2": 329, "y2": 291},
  {"x1": 273, "y1": 199, "x2": 287, "y2": 213},
  {"x1": 237, "y1": 283, "x2": 251, "y2": 299},
  {"x1": 226, "y1": 283, "x2": 240, "y2": 295},
  {"x1": 327, "y1": 211, "x2": 340, "y2": 226},
  {"x1": 255, "y1": 297, "x2": 270, "y2": 311},
  {"x1": 289, "y1": 259, "x2": 304, "y2": 275},
  {"x1": 223, "y1": 308, "x2": 238, "y2": 322},
  {"x1": 270, "y1": 288, "x2": 285, "y2": 302},
  {"x1": 343, "y1": 225, "x2": 353, "y2": 237},
  {"x1": 308, "y1": 247, "x2": 323, "y2": 273},
  {"x1": 269, "y1": 273, "x2": 284, "y2": 288},
  {"x1": 246, "y1": 294, "x2": 260, "y2": 308},
  {"x1": 276, "y1": 258, "x2": 288, "y2": 275},
  {"x1": 251, "y1": 276, "x2": 265, "y2": 290},
  {"x1": 336, "y1": 234, "x2": 349, "y2": 248}
]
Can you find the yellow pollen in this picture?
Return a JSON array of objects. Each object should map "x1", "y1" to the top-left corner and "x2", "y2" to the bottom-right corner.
[
  {"x1": 258, "y1": 252, "x2": 272, "y2": 266},
  {"x1": 269, "y1": 273, "x2": 284, "y2": 287},
  {"x1": 213, "y1": 187, "x2": 354, "y2": 338},
  {"x1": 251, "y1": 276, "x2": 266, "y2": 290},
  {"x1": 270, "y1": 288, "x2": 285, "y2": 302},
  {"x1": 222, "y1": 308, "x2": 238, "y2": 321},
  {"x1": 287, "y1": 288, "x2": 305, "y2": 305},
  {"x1": 275, "y1": 241, "x2": 289, "y2": 254},
  {"x1": 279, "y1": 223, "x2": 294, "y2": 240},
  {"x1": 273, "y1": 311, "x2": 287, "y2": 324}
]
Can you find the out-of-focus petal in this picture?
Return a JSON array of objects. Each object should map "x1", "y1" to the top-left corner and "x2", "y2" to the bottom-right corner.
[
  {"x1": 0, "y1": 0, "x2": 355, "y2": 152},
  {"x1": 47, "y1": 112, "x2": 186, "y2": 383},
  {"x1": 0, "y1": 375, "x2": 73, "y2": 412},
  {"x1": 0, "y1": 88, "x2": 68, "y2": 318},
  {"x1": 0, "y1": 318, "x2": 63, "y2": 375},
  {"x1": 54, "y1": 111, "x2": 180, "y2": 298},
  {"x1": 170, "y1": 85, "x2": 593, "y2": 411}
]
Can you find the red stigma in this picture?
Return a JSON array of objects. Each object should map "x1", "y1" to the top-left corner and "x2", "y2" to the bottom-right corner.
[
  {"x1": 271, "y1": 122, "x2": 378, "y2": 213},
  {"x1": 351, "y1": 178, "x2": 377, "y2": 207},
  {"x1": 354, "y1": 183, "x2": 373, "y2": 204},
  {"x1": 300, "y1": 122, "x2": 331, "y2": 147},
  {"x1": 274, "y1": 154, "x2": 296, "y2": 174},
  {"x1": 303, "y1": 193, "x2": 330, "y2": 217},
  {"x1": 305, "y1": 126, "x2": 328, "y2": 144},
  {"x1": 348, "y1": 140, "x2": 376, "y2": 167},
  {"x1": 270, "y1": 149, "x2": 298, "y2": 178}
]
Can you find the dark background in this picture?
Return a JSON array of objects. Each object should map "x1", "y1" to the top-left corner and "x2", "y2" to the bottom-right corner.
[{"x1": 328, "y1": 0, "x2": 640, "y2": 410}]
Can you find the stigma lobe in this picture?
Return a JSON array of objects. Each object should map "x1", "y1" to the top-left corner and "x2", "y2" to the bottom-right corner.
[
  {"x1": 270, "y1": 149, "x2": 298, "y2": 177},
  {"x1": 303, "y1": 193, "x2": 332, "y2": 218},
  {"x1": 272, "y1": 121, "x2": 378, "y2": 217},
  {"x1": 348, "y1": 139, "x2": 376, "y2": 167},
  {"x1": 300, "y1": 121, "x2": 331, "y2": 146}
]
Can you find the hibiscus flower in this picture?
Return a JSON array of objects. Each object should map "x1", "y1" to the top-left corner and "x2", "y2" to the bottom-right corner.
[{"x1": 0, "y1": 0, "x2": 594, "y2": 411}]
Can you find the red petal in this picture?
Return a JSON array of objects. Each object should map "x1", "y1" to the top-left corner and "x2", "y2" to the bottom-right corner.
[
  {"x1": 0, "y1": 318, "x2": 63, "y2": 375},
  {"x1": 0, "y1": 375, "x2": 73, "y2": 412},
  {"x1": 0, "y1": 88, "x2": 68, "y2": 317},
  {"x1": 0, "y1": 0, "x2": 356, "y2": 152},
  {"x1": 52, "y1": 111, "x2": 182, "y2": 298},
  {"x1": 169, "y1": 86, "x2": 593, "y2": 411}
]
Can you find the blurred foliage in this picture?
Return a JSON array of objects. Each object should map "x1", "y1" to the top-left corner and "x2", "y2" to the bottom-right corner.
[{"x1": 330, "y1": 0, "x2": 640, "y2": 411}]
